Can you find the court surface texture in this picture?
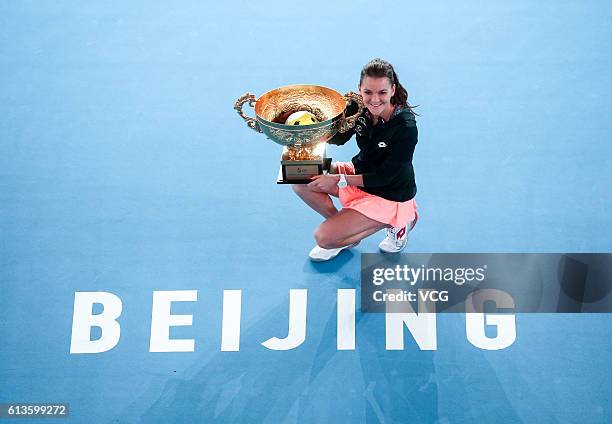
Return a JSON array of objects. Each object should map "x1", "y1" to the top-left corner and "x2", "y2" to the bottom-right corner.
[{"x1": 1, "y1": 1, "x2": 611, "y2": 423}]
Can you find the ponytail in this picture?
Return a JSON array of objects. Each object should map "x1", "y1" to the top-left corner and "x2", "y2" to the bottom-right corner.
[{"x1": 390, "y1": 69, "x2": 408, "y2": 108}]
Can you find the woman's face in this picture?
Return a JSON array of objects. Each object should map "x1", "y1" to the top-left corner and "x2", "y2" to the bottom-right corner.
[{"x1": 359, "y1": 76, "x2": 396, "y2": 118}]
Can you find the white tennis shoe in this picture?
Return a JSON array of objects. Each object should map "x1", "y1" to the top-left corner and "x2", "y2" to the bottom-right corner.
[
  {"x1": 379, "y1": 217, "x2": 418, "y2": 253},
  {"x1": 309, "y1": 242, "x2": 359, "y2": 261}
]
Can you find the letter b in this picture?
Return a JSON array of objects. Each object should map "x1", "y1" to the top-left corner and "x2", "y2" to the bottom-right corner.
[{"x1": 70, "y1": 292, "x2": 122, "y2": 354}]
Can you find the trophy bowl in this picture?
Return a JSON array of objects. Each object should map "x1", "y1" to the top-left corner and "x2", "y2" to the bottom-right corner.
[
  {"x1": 234, "y1": 84, "x2": 363, "y2": 183},
  {"x1": 234, "y1": 85, "x2": 363, "y2": 147}
]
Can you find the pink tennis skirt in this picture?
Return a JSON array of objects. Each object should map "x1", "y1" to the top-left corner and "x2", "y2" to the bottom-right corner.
[{"x1": 335, "y1": 161, "x2": 418, "y2": 229}]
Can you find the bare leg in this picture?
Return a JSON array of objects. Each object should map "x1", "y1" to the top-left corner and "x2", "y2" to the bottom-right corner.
[
  {"x1": 292, "y1": 184, "x2": 339, "y2": 219},
  {"x1": 336, "y1": 224, "x2": 389, "y2": 246},
  {"x1": 314, "y1": 208, "x2": 388, "y2": 249}
]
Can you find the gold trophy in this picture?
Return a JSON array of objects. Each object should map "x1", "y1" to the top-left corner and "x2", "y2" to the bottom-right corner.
[{"x1": 234, "y1": 85, "x2": 363, "y2": 183}]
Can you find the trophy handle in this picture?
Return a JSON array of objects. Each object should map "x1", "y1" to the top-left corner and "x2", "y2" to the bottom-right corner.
[
  {"x1": 339, "y1": 91, "x2": 364, "y2": 133},
  {"x1": 234, "y1": 93, "x2": 262, "y2": 133}
]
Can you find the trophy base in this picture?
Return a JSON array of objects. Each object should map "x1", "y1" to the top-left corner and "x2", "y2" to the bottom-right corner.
[{"x1": 276, "y1": 157, "x2": 332, "y2": 184}]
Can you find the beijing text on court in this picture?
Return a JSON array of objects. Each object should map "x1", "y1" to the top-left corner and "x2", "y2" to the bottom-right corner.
[{"x1": 69, "y1": 289, "x2": 516, "y2": 353}]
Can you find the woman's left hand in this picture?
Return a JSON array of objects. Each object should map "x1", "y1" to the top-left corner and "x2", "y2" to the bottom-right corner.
[{"x1": 307, "y1": 174, "x2": 340, "y2": 193}]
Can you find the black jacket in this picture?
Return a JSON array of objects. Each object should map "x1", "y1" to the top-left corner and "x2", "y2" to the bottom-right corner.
[{"x1": 328, "y1": 106, "x2": 418, "y2": 202}]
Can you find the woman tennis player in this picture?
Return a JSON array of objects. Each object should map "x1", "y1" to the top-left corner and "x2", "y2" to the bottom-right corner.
[{"x1": 293, "y1": 58, "x2": 419, "y2": 261}]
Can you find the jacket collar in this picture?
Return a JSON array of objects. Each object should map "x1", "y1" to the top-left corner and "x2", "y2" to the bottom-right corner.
[{"x1": 365, "y1": 105, "x2": 402, "y2": 125}]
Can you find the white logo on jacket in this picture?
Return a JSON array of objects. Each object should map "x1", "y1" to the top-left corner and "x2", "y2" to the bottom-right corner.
[{"x1": 378, "y1": 141, "x2": 387, "y2": 148}]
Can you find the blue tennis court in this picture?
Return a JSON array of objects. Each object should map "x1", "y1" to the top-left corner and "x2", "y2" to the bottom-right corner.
[{"x1": 1, "y1": 1, "x2": 611, "y2": 422}]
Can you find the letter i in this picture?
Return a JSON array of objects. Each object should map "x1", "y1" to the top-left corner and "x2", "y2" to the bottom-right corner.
[
  {"x1": 221, "y1": 290, "x2": 242, "y2": 351},
  {"x1": 337, "y1": 289, "x2": 356, "y2": 350}
]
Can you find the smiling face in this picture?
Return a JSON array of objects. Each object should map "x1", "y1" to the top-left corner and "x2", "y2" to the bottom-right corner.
[{"x1": 359, "y1": 76, "x2": 396, "y2": 119}]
